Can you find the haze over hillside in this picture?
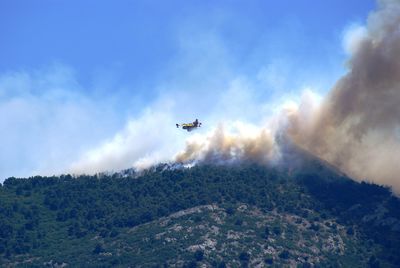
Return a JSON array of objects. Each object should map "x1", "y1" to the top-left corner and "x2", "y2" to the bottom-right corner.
[
  {"x1": 66, "y1": 0, "x2": 400, "y2": 194},
  {"x1": 3, "y1": 0, "x2": 399, "y2": 194}
]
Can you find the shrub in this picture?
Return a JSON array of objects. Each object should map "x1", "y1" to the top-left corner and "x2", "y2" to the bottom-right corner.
[
  {"x1": 278, "y1": 250, "x2": 289, "y2": 259},
  {"x1": 92, "y1": 243, "x2": 104, "y2": 254},
  {"x1": 347, "y1": 227, "x2": 354, "y2": 236},
  {"x1": 273, "y1": 226, "x2": 281, "y2": 235},
  {"x1": 194, "y1": 250, "x2": 204, "y2": 261},
  {"x1": 239, "y1": 251, "x2": 250, "y2": 262},
  {"x1": 264, "y1": 257, "x2": 273, "y2": 264}
]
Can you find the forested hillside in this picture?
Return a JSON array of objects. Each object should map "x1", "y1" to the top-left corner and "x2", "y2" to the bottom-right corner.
[{"x1": 0, "y1": 156, "x2": 399, "y2": 267}]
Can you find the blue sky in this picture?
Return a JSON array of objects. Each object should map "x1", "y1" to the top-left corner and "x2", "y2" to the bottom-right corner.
[{"x1": 0, "y1": 0, "x2": 375, "y2": 179}]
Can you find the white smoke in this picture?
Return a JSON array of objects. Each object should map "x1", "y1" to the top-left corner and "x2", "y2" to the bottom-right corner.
[
  {"x1": 3, "y1": 0, "x2": 399, "y2": 196},
  {"x1": 69, "y1": 99, "x2": 186, "y2": 173},
  {"x1": 0, "y1": 65, "x2": 122, "y2": 180}
]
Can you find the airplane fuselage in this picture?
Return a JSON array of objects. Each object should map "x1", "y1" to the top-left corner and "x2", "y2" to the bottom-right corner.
[
  {"x1": 176, "y1": 119, "x2": 201, "y2": 132},
  {"x1": 182, "y1": 123, "x2": 195, "y2": 131}
]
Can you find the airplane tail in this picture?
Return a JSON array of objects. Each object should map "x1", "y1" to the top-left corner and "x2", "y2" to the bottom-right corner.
[{"x1": 176, "y1": 124, "x2": 180, "y2": 128}]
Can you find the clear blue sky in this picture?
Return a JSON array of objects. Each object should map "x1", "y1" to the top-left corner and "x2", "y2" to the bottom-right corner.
[
  {"x1": 1, "y1": 0, "x2": 375, "y2": 88},
  {"x1": 0, "y1": 0, "x2": 376, "y2": 178}
]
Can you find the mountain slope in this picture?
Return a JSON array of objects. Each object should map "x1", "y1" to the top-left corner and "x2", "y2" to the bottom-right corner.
[{"x1": 0, "y1": 151, "x2": 399, "y2": 267}]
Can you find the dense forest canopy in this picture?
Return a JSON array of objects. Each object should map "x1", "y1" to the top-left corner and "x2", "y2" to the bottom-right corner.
[{"x1": 0, "y1": 159, "x2": 399, "y2": 266}]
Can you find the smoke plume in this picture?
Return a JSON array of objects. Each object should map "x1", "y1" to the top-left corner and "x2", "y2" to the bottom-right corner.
[
  {"x1": 175, "y1": 122, "x2": 279, "y2": 165},
  {"x1": 286, "y1": 0, "x2": 400, "y2": 192},
  {"x1": 175, "y1": 0, "x2": 400, "y2": 193},
  {"x1": 68, "y1": 0, "x2": 400, "y2": 193}
]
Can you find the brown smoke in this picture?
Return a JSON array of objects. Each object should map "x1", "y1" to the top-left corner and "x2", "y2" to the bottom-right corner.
[
  {"x1": 288, "y1": 0, "x2": 400, "y2": 192},
  {"x1": 176, "y1": 0, "x2": 400, "y2": 193}
]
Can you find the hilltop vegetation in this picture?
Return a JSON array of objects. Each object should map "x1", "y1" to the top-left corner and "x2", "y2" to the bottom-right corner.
[{"x1": 0, "y1": 156, "x2": 399, "y2": 267}]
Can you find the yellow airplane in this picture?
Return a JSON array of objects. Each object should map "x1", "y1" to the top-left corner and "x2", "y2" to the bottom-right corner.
[{"x1": 176, "y1": 119, "x2": 202, "y2": 132}]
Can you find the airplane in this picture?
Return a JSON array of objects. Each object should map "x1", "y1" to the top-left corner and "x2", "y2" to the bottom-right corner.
[{"x1": 176, "y1": 119, "x2": 202, "y2": 132}]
